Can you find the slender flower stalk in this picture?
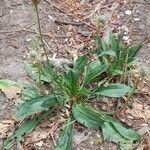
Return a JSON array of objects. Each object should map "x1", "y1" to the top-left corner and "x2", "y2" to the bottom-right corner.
[
  {"x1": 33, "y1": 2, "x2": 49, "y2": 62},
  {"x1": 32, "y1": 0, "x2": 50, "y2": 85}
]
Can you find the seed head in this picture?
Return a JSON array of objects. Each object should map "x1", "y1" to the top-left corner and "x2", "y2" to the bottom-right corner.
[{"x1": 32, "y1": 0, "x2": 40, "y2": 5}]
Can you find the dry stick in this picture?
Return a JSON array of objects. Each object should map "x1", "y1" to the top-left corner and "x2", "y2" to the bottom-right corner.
[
  {"x1": 55, "y1": 20, "x2": 84, "y2": 26},
  {"x1": 26, "y1": 20, "x2": 38, "y2": 29},
  {"x1": 43, "y1": 0, "x2": 96, "y2": 30}
]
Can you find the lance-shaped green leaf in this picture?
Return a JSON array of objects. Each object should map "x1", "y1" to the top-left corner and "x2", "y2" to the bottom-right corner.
[
  {"x1": 72, "y1": 103, "x2": 106, "y2": 128},
  {"x1": 109, "y1": 30, "x2": 117, "y2": 52},
  {"x1": 73, "y1": 55, "x2": 87, "y2": 74},
  {"x1": 84, "y1": 61, "x2": 108, "y2": 85},
  {"x1": 116, "y1": 33, "x2": 123, "y2": 58},
  {"x1": 95, "y1": 36, "x2": 109, "y2": 52},
  {"x1": 56, "y1": 117, "x2": 74, "y2": 150},
  {"x1": 14, "y1": 96, "x2": 60, "y2": 120},
  {"x1": 97, "y1": 50, "x2": 117, "y2": 58},
  {"x1": 102, "y1": 122, "x2": 133, "y2": 150},
  {"x1": 72, "y1": 103, "x2": 140, "y2": 150},
  {"x1": 101, "y1": 39, "x2": 109, "y2": 51},
  {"x1": 17, "y1": 82, "x2": 41, "y2": 100},
  {"x1": 66, "y1": 70, "x2": 79, "y2": 95},
  {"x1": 26, "y1": 64, "x2": 49, "y2": 82},
  {"x1": 93, "y1": 83, "x2": 133, "y2": 97},
  {"x1": 128, "y1": 44, "x2": 142, "y2": 63},
  {"x1": 102, "y1": 117, "x2": 140, "y2": 150},
  {"x1": 76, "y1": 87, "x2": 91, "y2": 97},
  {"x1": 3, "y1": 112, "x2": 49, "y2": 150},
  {"x1": 108, "y1": 117, "x2": 140, "y2": 141},
  {"x1": 41, "y1": 96, "x2": 63, "y2": 107}
]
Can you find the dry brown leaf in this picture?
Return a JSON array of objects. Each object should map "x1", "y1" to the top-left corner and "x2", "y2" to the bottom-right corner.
[
  {"x1": 126, "y1": 103, "x2": 150, "y2": 122},
  {"x1": 0, "y1": 120, "x2": 14, "y2": 138},
  {"x1": 3, "y1": 86, "x2": 21, "y2": 99},
  {"x1": 137, "y1": 138, "x2": 150, "y2": 150},
  {"x1": 25, "y1": 129, "x2": 49, "y2": 145},
  {"x1": 0, "y1": 80, "x2": 21, "y2": 99}
]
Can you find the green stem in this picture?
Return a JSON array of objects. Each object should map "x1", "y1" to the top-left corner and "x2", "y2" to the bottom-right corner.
[{"x1": 35, "y1": 4, "x2": 51, "y2": 67}]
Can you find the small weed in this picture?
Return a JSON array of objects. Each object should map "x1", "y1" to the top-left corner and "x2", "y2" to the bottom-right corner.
[{"x1": 95, "y1": 31, "x2": 142, "y2": 80}]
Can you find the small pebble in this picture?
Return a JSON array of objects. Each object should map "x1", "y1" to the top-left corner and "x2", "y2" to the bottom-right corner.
[
  {"x1": 25, "y1": 38, "x2": 32, "y2": 42},
  {"x1": 134, "y1": 18, "x2": 140, "y2": 21},
  {"x1": 123, "y1": 35, "x2": 129, "y2": 41},
  {"x1": 121, "y1": 25, "x2": 129, "y2": 32},
  {"x1": 125, "y1": 10, "x2": 132, "y2": 15},
  {"x1": 10, "y1": 10, "x2": 13, "y2": 14}
]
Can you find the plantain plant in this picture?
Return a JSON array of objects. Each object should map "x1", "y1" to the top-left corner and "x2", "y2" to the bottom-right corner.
[
  {"x1": 96, "y1": 31, "x2": 142, "y2": 79},
  {"x1": 2, "y1": 1, "x2": 141, "y2": 149},
  {"x1": 2, "y1": 55, "x2": 140, "y2": 150}
]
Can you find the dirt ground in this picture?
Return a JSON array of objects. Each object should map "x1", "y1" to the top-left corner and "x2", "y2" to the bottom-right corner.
[{"x1": 0, "y1": 0, "x2": 150, "y2": 149}]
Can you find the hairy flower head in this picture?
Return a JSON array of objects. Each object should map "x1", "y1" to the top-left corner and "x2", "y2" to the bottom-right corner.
[{"x1": 32, "y1": 0, "x2": 40, "y2": 5}]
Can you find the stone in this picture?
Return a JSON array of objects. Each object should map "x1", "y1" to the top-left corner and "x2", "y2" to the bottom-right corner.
[
  {"x1": 125, "y1": 10, "x2": 132, "y2": 15},
  {"x1": 134, "y1": 18, "x2": 140, "y2": 21}
]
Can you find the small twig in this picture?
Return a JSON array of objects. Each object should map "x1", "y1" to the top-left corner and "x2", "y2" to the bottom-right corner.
[
  {"x1": 26, "y1": 20, "x2": 38, "y2": 29},
  {"x1": 55, "y1": 20, "x2": 84, "y2": 26}
]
